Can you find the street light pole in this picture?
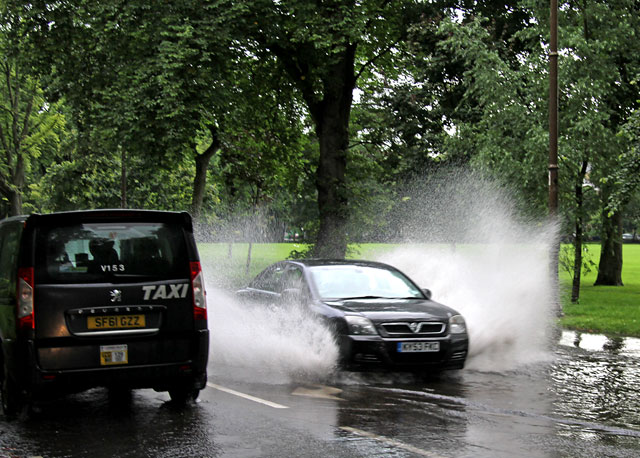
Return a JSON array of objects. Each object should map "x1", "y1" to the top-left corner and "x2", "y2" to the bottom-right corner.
[
  {"x1": 549, "y1": 0, "x2": 561, "y2": 315},
  {"x1": 549, "y1": 0, "x2": 558, "y2": 216}
]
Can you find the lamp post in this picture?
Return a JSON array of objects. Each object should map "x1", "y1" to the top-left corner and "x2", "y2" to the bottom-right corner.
[
  {"x1": 549, "y1": 0, "x2": 561, "y2": 315},
  {"x1": 549, "y1": 0, "x2": 558, "y2": 216}
]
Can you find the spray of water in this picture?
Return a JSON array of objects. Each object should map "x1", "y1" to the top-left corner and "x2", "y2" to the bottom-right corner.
[
  {"x1": 375, "y1": 169, "x2": 559, "y2": 371},
  {"x1": 200, "y1": 168, "x2": 559, "y2": 381},
  {"x1": 203, "y1": 277, "x2": 339, "y2": 384}
]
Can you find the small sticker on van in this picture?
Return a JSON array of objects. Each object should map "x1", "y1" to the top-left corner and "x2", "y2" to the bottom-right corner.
[{"x1": 142, "y1": 283, "x2": 189, "y2": 301}]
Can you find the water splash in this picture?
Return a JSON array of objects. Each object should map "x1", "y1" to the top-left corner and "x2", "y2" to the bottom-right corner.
[
  {"x1": 202, "y1": 282, "x2": 339, "y2": 384},
  {"x1": 199, "y1": 168, "x2": 559, "y2": 378},
  {"x1": 375, "y1": 170, "x2": 559, "y2": 371}
]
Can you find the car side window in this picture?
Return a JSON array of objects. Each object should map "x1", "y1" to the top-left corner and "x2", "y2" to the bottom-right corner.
[
  {"x1": 0, "y1": 224, "x2": 21, "y2": 302},
  {"x1": 281, "y1": 267, "x2": 304, "y2": 292},
  {"x1": 249, "y1": 264, "x2": 285, "y2": 293}
]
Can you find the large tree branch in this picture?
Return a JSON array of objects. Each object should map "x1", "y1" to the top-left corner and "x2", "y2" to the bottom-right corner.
[
  {"x1": 0, "y1": 122, "x2": 9, "y2": 154},
  {"x1": 3, "y1": 62, "x2": 14, "y2": 113},
  {"x1": 0, "y1": 170, "x2": 13, "y2": 195},
  {"x1": 354, "y1": 41, "x2": 398, "y2": 83},
  {"x1": 266, "y1": 41, "x2": 323, "y2": 123},
  {"x1": 200, "y1": 123, "x2": 221, "y2": 160},
  {"x1": 9, "y1": 67, "x2": 21, "y2": 148},
  {"x1": 18, "y1": 92, "x2": 35, "y2": 145}
]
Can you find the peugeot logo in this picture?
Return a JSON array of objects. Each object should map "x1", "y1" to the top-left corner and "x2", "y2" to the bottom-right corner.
[
  {"x1": 110, "y1": 289, "x2": 122, "y2": 303},
  {"x1": 409, "y1": 322, "x2": 420, "y2": 333}
]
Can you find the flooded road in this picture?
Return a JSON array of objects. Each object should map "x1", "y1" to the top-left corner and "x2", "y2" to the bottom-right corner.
[
  {"x1": 2, "y1": 330, "x2": 640, "y2": 457},
  {"x1": 553, "y1": 331, "x2": 640, "y2": 435}
]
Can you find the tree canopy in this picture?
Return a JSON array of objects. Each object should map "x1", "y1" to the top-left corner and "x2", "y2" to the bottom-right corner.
[{"x1": 0, "y1": 0, "x2": 639, "y2": 288}]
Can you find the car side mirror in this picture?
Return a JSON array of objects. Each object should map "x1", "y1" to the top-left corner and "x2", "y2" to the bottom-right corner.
[{"x1": 421, "y1": 288, "x2": 432, "y2": 300}]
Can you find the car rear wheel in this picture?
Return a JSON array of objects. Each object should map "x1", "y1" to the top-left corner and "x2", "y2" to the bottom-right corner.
[{"x1": 168, "y1": 386, "x2": 199, "y2": 404}]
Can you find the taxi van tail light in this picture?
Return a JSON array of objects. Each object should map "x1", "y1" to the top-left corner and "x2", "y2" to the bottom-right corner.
[
  {"x1": 190, "y1": 261, "x2": 207, "y2": 321},
  {"x1": 17, "y1": 267, "x2": 35, "y2": 330}
]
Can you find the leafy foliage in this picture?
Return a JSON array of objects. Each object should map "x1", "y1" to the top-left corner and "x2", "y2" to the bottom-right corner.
[{"x1": 0, "y1": 7, "x2": 66, "y2": 216}]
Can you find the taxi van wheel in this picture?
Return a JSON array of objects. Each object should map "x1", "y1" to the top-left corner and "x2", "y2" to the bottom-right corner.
[
  {"x1": 1, "y1": 374, "x2": 23, "y2": 419},
  {"x1": 107, "y1": 386, "x2": 132, "y2": 405},
  {"x1": 168, "y1": 387, "x2": 199, "y2": 404}
]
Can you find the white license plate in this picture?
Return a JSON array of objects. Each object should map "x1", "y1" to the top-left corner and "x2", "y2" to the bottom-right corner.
[
  {"x1": 100, "y1": 344, "x2": 128, "y2": 365},
  {"x1": 397, "y1": 341, "x2": 440, "y2": 353}
]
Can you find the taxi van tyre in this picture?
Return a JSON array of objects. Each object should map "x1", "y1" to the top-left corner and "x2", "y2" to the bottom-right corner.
[
  {"x1": 168, "y1": 386, "x2": 200, "y2": 404},
  {"x1": 107, "y1": 386, "x2": 133, "y2": 406},
  {"x1": 1, "y1": 357, "x2": 38, "y2": 420},
  {"x1": 1, "y1": 365, "x2": 24, "y2": 419}
]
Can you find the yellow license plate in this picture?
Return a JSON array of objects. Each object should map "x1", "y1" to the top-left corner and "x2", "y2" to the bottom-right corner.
[
  {"x1": 88, "y1": 314, "x2": 146, "y2": 329},
  {"x1": 100, "y1": 344, "x2": 128, "y2": 365}
]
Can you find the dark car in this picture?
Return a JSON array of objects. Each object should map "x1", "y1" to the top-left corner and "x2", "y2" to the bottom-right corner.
[
  {"x1": 0, "y1": 210, "x2": 209, "y2": 416},
  {"x1": 237, "y1": 260, "x2": 468, "y2": 372}
]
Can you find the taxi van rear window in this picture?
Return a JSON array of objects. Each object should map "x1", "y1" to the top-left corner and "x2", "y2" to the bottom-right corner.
[{"x1": 36, "y1": 222, "x2": 189, "y2": 283}]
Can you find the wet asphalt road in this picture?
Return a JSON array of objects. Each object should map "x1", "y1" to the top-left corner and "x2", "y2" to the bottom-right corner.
[{"x1": 2, "y1": 330, "x2": 640, "y2": 458}]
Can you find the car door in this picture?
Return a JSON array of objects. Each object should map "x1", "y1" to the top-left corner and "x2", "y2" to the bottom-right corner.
[
  {"x1": 279, "y1": 265, "x2": 311, "y2": 304},
  {"x1": 238, "y1": 263, "x2": 285, "y2": 306}
]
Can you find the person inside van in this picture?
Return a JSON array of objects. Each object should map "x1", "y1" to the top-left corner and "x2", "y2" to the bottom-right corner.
[
  {"x1": 88, "y1": 238, "x2": 119, "y2": 273},
  {"x1": 47, "y1": 241, "x2": 73, "y2": 275}
]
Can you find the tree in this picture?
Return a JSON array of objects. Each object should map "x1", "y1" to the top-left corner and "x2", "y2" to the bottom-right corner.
[
  {"x1": 411, "y1": 0, "x2": 640, "y2": 293},
  {"x1": 561, "y1": 0, "x2": 640, "y2": 286},
  {"x1": 230, "y1": 0, "x2": 435, "y2": 257},
  {"x1": 15, "y1": 0, "x2": 238, "y2": 217},
  {"x1": 0, "y1": 8, "x2": 65, "y2": 216},
  {"x1": 421, "y1": 6, "x2": 549, "y2": 216}
]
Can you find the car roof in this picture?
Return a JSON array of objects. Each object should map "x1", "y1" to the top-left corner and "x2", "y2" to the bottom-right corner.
[
  {"x1": 20, "y1": 209, "x2": 193, "y2": 226},
  {"x1": 286, "y1": 259, "x2": 398, "y2": 270}
]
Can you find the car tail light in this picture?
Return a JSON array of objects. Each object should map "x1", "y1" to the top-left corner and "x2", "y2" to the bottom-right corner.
[
  {"x1": 190, "y1": 261, "x2": 207, "y2": 321},
  {"x1": 17, "y1": 267, "x2": 35, "y2": 330}
]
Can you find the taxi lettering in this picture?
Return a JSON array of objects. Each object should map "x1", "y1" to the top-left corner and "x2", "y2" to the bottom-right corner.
[{"x1": 142, "y1": 284, "x2": 189, "y2": 300}]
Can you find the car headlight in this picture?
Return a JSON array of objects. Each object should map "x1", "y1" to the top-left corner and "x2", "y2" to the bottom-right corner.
[
  {"x1": 345, "y1": 316, "x2": 378, "y2": 335},
  {"x1": 449, "y1": 315, "x2": 467, "y2": 334}
]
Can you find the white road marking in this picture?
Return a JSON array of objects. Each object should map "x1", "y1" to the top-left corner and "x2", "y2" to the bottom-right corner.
[
  {"x1": 340, "y1": 426, "x2": 446, "y2": 458},
  {"x1": 206, "y1": 382, "x2": 289, "y2": 409}
]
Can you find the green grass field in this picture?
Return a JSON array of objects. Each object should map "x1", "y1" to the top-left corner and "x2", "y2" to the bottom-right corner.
[
  {"x1": 558, "y1": 243, "x2": 640, "y2": 337},
  {"x1": 198, "y1": 242, "x2": 640, "y2": 337}
]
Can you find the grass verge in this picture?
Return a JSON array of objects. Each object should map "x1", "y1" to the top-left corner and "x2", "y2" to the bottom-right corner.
[{"x1": 558, "y1": 243, "x2": 640, "y2": 337}]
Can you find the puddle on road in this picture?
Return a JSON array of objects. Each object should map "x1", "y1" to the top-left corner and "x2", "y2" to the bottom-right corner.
[
  {"x1": 552, "y1": 330, "x2": 640, "y2": 434},
  {"x1": 558, "y1": 330, "x2": 640, "y2": 357}
]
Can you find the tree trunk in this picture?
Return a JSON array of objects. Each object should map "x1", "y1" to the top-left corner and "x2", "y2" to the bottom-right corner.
[
  {"x1": 314, "y1": 107, "x2": 349, "y2": 258},
  {"x1": 311, "y1": 48, "x2": 356, "y2": 259},
  {"x1": 6, "y1": 154, "x2": 25, "y2": 216},
  {"x1": 594, "y1": 210, "x2": 623, "y2": 286},
  {"x1": 191, "y1": 125, "x2": 220, "y2": 219},
  {"x1": 264, "y1": 26, "x2": 357, "y2": 258},
  {"x1": 571, "y1": 160, "x2": 589, "y2": 302},
  {"x1": 245, "y1": 242, "x2": 253, "y2": 277},
  {"x1": 120, "y1": 148, "x2": 127, "y2": 209},
  {"x1": 571, "y1": 228, "x2": 583, "y2": 302},
  {"x1": 8, "y1": 189, "x2": 22, "y2": 216}
]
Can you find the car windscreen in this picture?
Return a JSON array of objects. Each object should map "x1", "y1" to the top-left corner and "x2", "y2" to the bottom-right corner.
[
  {"x1": 36, "y1": 222, "x2": 189, "y2": 283},
  {"x1": 308, "y1": 265, "x2": 423, "y2": 301}
]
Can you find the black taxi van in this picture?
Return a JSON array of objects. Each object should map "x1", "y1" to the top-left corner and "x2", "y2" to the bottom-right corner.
[{"x1": 0, "y1": 210, "x2": 209, "y2": 415}]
